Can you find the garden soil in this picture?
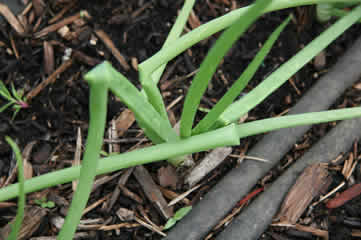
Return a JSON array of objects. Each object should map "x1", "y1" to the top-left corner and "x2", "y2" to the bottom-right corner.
[{"x1": 0, "y1": 0, "x2": 360, "y2": 240}]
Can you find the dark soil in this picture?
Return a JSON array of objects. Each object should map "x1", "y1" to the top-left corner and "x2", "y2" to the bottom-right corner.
[{"x1": 0, "y1": 0, "x2": 360, "y2": 239}]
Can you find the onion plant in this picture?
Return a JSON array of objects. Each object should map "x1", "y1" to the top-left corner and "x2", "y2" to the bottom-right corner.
[
  {"x1": 1, "y1": 0, "x2": 361, "y2": 239},
  {"x1": 0, "y1": 80, "x2": 28, "y2": 119}
]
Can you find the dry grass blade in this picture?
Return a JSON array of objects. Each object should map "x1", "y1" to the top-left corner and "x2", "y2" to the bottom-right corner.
[
  {"x1": 0, "y1": 4, "x2": 25, "y2": 36},
  {"x1": 99, "y1": 222, "x2": 140, "y2": 231},
  {"x1": 168, "y1": 184, "x2": 201, "y2": 207},
  {"x1": 82, "y1": 193, "x2": 111, "y2": 216},
  {"x1": 134, "y1": 216, "x2": 166, "y2": 237},
  {"x1": 159, "y1": 186, "x2": 191, "y2": 205}
]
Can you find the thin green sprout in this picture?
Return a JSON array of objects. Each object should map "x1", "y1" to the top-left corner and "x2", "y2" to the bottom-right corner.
[
  {"x1": 5, "y1": 137, "x2": 25, "y2": 240},
  {"x1": 192, "y1": 15, "x2": 292, "y2": 135},
  {"x1": 139, "y1": 0, "x2": 196, "y2": 120},
  {"x1": 214, "y1": 3, "x2": 361, "y2": 128},
  {"x1": 180, "y1": 0, "x2": 271, "y2": 138},
  {"x1": 57, "y1": 70, "x2": 109, "y2": 239}
]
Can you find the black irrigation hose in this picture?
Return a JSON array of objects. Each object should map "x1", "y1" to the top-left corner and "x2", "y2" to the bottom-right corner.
[
  {"x1": 164, "y1": 36, "x2": 361, "y2": 240},
  {"x1": 218, "y1": 118, "x2": 361, "y2": 240}
]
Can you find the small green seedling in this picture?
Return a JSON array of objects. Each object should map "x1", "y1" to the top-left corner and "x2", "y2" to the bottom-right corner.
[
  {"x1": 34, "y1": 196, "x2": 55, "y2": 209},
  {"x1": 163, "y1": 206, "x2": 192, "y2": 230},
  {"x1": 0, "y1": 80, "x2": 28, "y2": 119}
]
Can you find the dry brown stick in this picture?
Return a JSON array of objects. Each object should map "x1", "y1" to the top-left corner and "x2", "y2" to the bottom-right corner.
[
  {"x1": 26, "y1": 59, "x2": 73, "y2": 101},
  {"x1": 168, "y1": 184, "x2": 201, "y2": 207},
  {"x1": 0, "y1": 4, "x2": 26, "y2": 36},
  {"x1": 82, "y1": 193, "x2": 111, "y2": 216},
  {"x1": 134, "y1": 165, "x2": 173, "y2": 219},
  {"x1": 92, "y1": 171, "x2": 123, "y2": 192},
  {"x1": 48, "y1": 1, "x2": 76, "y2": 24},
  {"x1": 288, "y1": 77, "x2": 302, "y2": 95},
  {"x1": 34, "y1": 11, "x2": 90, "y2": 38},
  {"x1": 94, "y1": 29, "x2": 130, "y2": 70},
  {"x1": 99, "y1": 222, "x2": 140, "y2": 231},
  {"x1": 9, "y1": 33, "x2": 20, "y2": 59},
  {"x1": 119, "y1": 185, "x2": 144, "y2": 204},
  {"x1": 105, "y1": 168, "x2": 134, "y2": 212}
]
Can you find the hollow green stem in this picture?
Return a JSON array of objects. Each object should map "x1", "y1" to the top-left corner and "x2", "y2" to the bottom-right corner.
[
  {"x1": 5, "y1": 137, "x2": 25, "y2": 240},
  {"x1": 139, "y1": 0, "x2": 196, "y2": 119},
  {"x1": 179, "y1": 0, "x2": 271, "y2": 138},
  {"x1": 57, "y1": 69, "x2": 109, "y2": 239},
  {"x1": 149, "y1": 0, "x2": 196, "y2": 85},
  {"x1": 84, "y1": 62, "x2": 183, "y2": 165},
  {"x1": 139, "y1": 0, "x2": 361, "y2": 75},
  {"x1": 214, "y1": 2, "x2": 361, "y2": 128},
  {"x1": 236, "y1": 108, "x2": 361, "y2": 138},
  {"x1": 1, "y1": 107, "x2": 361, "y2": 202},
  {"x1": 191, "y1": 15, "x2": 291, "y2": 136}
]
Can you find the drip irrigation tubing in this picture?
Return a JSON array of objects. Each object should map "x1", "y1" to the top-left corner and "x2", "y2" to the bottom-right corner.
[
  {"x1": 217, "y1": 118, "x2": 361, "y2": 240},
  {"x1": 164, "y1": 36, "x2": 361, "y2": 240}
]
